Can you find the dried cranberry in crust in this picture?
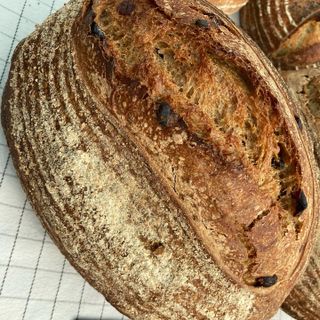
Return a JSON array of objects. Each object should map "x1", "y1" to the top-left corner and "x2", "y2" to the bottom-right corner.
[
  {"x1": 195, "y1": 19, "x2": 209, "y2": 28},
  {"x1": 255, "y1": 275, "x2": 278, "y2": 288},
  {"x1": 295, "y1": 190, "x2": 308, "y2": 216},
  {"x1": 295, "y1": 115, "x2": 303, "y2": 130},
  {"x1": 157, "y1": 102, "x2": 179, "y2": 127},
  {"x1": 117, "y1": 0, "x2": 135, "y2": 16},
  {"x1": 271, "y1": 157, "x2": 285, "y2": 170},
  {"x1": 90, "y1": 22, "x2": 105, "y2": 39}
]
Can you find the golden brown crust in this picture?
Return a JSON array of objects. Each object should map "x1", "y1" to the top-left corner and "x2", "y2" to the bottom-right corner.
[
  {"x1": 240, "y1": 0, "x2": 320, "y2": 70},
  {"x1": 1, "y1": 0, "x2": 319, "y2": 319}
]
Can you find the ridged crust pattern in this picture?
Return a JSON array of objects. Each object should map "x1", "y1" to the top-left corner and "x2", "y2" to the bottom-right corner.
[
  {"x1": 1, "y1": 0, "x2": 319, "y2": 319},
  {"x1": 240, "y1": 0, "x2": 320, "y2": 70}
]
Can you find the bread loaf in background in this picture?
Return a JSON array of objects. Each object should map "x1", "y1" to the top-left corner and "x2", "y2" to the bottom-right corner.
[
  {"x1": 2, "y1": 0, "x2": 319, "y2": 319},
  {"x1": 240, "y1": 0, "x2": 320, "y2": 70},
  {"x1": 241, "y1": 1, "x2": 320, "y2": 318},
  {"x1": 209, "y1": 0, "x2": 248, "y2": 14}
]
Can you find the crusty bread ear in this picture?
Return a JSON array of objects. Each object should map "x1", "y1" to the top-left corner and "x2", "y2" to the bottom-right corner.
[
  {"x1": 209, "y1": 0, "x2": 248, "y2": 14},
  {"x1": 1, "y1": 0, "x2": 319, "y2": 319}
]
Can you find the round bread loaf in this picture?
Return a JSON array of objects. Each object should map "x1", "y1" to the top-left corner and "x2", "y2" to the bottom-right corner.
[{"x1": 2, "y1": 0, "x2": 319, "y2": 319}]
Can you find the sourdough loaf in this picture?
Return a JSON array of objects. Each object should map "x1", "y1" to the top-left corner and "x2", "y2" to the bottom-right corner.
[
  {"x1": 1, "y1": 0, "x2": 319, "y2": 319},
  {"x1": 209, "y1": 0, "x2": 248, "y2": 14},
  {"x1": 241, "y1": 1, "x2": 320, "y2": 318}
]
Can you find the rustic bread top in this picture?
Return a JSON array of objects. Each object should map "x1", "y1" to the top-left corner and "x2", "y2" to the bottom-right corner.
[
  {"x1": 240, "y1": 0, "x2": 320, "y2": 70},
  {"x1": 1, "y1": 0, "x2": 319, "y2": 319}
]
